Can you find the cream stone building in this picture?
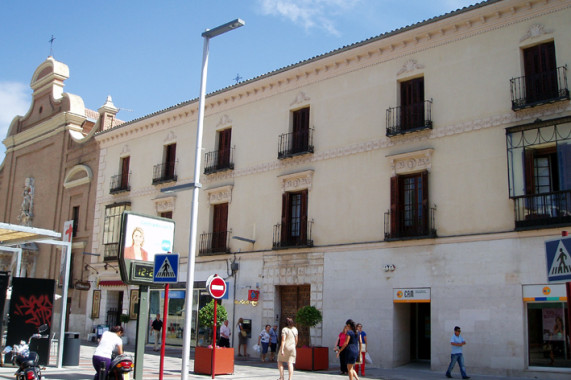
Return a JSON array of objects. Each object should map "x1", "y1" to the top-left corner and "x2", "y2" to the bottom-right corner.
[
  {"x1": 89, "y1": 0, "x2": 570, "y2": 376},
  {"x1": 0, "y1": 57, "x2": 122, "y2": 335}
]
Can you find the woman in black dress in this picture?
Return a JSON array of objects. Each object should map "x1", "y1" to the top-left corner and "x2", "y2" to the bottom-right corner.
[{"x1": 336, "y1": 319, "x2": 362, "y2": 380}]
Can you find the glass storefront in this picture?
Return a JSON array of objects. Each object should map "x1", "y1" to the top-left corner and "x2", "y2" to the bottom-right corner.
[{"x1": 524, "y1": 284, "x2": 570, "y2": 368}]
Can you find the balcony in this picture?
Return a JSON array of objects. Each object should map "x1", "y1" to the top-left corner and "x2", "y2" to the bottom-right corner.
[
  {"x1": 103, "y1": 243, "x2": 119, "y2": 261},
  {"x1": 384, "y1": 207, "x2": 436, "y2": 240},
  {"x1": 386, "y1": 100, "x2": 433, "y2": 137},
  {"x1": 278, "y1": 128, "x2": 314, "y2": 159},
  {"x1": 272, "y1": 219, "x2": 314, "y2": 249},
  {"x1": 510, "y1": 66, "x2": 569, "y2": 111},
  {"x1": 109, "y1": 173, "x2": 130, "y2": 194},
  {"x1": 152, "y1": 162, "x2": 177, "y2": 184},
  {"x1": 513, "y1": 190, "x2": 571, "y2": 229},
  {"x1": 199, "y1": 231, "x2": 231, "y2": 255},
  {"x1": 204, "y1": 147, "x2": 235, "y2": 174}
]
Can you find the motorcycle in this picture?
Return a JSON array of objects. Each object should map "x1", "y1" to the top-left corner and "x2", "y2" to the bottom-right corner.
[
  {"x1": 99, "y1": 353, "x2": 134, "y2": 380},
  {"x1": 2, "y1": 324, "x2": 49, "y2": 380}
]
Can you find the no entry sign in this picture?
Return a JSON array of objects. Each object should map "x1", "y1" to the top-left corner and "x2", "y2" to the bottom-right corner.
[{"x1": 207, "y1": 274, "x2": 227, "y2": 299}]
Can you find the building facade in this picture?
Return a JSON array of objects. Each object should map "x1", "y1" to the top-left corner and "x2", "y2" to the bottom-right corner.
[
  {"x1": 87, "y1": 0, "x2": 570, "y2": 376},
  {"x1": 0, "y1": 57, "x2": 122, "y2": 335}
]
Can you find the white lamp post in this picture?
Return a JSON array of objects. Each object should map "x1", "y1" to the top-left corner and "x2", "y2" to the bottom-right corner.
[{"x1": 181, "y1": 18, "x2": 245, "y2": 380}]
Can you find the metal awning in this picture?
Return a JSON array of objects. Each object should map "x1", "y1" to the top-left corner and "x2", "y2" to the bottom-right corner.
[{"x1": 0, "y1": 222, "x2": 61, "y2": 246}]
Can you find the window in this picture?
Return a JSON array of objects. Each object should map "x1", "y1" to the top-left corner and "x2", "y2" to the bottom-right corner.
[
  {"x1": 205, "y1": 129, "x2": 234, "y2": 174},
  {"x1": 212, "y1": 203, "x2": 229, "y2": 252},
  {"x1": 387, "y1": 171, "x2": 435, "y2": 239},
  {"x1": 387, "y1": 77, "x2": 432, "y2": 136},
  {"x1": 120, "y1": 156, "x2": 130, "y2": 189},
  {"x1": 153, "y1": 144, "x2": 177, "y2": 184},
  {"x1": 160, "y1": 211, "x2": 173, "y2": 219},
  {"x1": 72, "y1": 206, "x2": 79, "y2": 237},
  {"x1": 506, "y1": 118, "x2": 571, "y2": 227},
  {"x1": 277, "y1": 190, "x2": 310, "y2": 247},
  {"x1": 103, "y1": 203, "x2": 130, "y2": 259},
  {"x1": 278, "y1": 107, "x2": 314, "y2": 159},
  {"x1": 524, "y1": 42, "x2": 558, "y2": 105}
]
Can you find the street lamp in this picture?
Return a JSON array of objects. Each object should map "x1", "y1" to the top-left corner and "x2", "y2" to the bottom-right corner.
[{"x1": 181, "y1": 18, "x2": 245, "y2": 380}]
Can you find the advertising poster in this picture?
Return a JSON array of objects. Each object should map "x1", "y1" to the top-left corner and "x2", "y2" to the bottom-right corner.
[{"x1": 542, "y1": 308, "x2": 565, "y2": 341}]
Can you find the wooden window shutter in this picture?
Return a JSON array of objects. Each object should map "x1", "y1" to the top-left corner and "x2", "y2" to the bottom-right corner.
[
  {"x1": 390, "y1": 176, "x2": 400, "y2": 236},
  {"x1": 300, "y1": 190, "x2": 308, "y2": 242},
  {"x1": 121, "y1": 156, "x2": 130, "y2": 188},
  {"x1": 524, "y1": 149, "x2": 535, "y2": 195},
  {"x1": 421, "y1": 171, "x2": 429, "y2": 234},
  {"x1": 218, "y1": 129, "x2": 231, "y2": 168},
  {"x1": 281, "y1": 193, "x2": 289, "y2": 243}
]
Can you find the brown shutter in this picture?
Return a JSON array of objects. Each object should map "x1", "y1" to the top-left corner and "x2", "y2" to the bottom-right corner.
[
  {"x1": 281, "y1": 193, "x2": 289, "y2": 244},
  {"x1": 421, "y1": 171, "x2": 429, "y2": 235},
  {"x1": 524, "y1": 149, "x2": 535, "y2": 195},
  {"x1": 121, "y1": 156, "x2": 130, "y2": 188},
  {"x1": 390, "y1": 176, "x2": 400, "y2": 237},
  {"x1": 218, "y1": 129, "x2": 231, "y2": 168},
  {"x1": 300, "y1": 190, "x2": 308, "y2": 242}
]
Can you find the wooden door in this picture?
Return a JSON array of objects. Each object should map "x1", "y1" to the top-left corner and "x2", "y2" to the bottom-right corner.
[
  {"x1": 217, "y1": 129, "x2": 232, "y2": 169},
  {"x1": 279, "y1": 285, "x2": 310, "y2": 347}
]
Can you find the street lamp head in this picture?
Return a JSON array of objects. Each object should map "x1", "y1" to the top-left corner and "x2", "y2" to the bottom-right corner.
[{"x1": 202, "y1": 18, "x2": 245, "y2": 39}]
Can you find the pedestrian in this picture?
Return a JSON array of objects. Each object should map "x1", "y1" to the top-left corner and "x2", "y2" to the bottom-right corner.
[
  {"x1": 355, "y1": 323, "x2": 367, "y2": 376},
  {"x1": 219, "y1": 319, "x2": 231, "y2": 347},
  {"x1": 269, "y1": 324, "x2": 279, "y2": 361},
  {"x1": 258, "y1": 324, "x2": 272, "y2": 362},
  {"x1": 277, "y1": 317, "x2": 298, "y2": 380},
  {"x1": 237, "y1": 317, "x2": 248, "y2": 357},
  {"x1": 334, "y1": 325, "x2": 348, "y2": 375},
  {"x1": 336, "y1": 319, "x2": 362, "y2": 380},
  {"x1": 92, "y1": 325, "x2": 124, "y2": 380},
  {"x1": 445, "y1": 326, "x2": 470, "y2": 379},
  {"x1": 150, "y1": 313, "x2": 163, "y2": 351}
]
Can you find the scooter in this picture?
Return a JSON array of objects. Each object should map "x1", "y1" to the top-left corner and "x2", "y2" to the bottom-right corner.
[
  {"x1": 100, "y1": 353, "x2": 134, "y2": 380},
  {"x1": 2, "y1": 324, "x2": 49, "y2": 380}
]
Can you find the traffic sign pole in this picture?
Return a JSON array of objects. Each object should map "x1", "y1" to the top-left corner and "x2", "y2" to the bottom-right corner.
[
  {"x1": 563, "y1": 230, "x2": 570, "y2": 350},
  {"x1": 160, "y1": 284, "x2": 169, "y2": 380},
  {"x1": 212, "y1": 299, "x2": 217, "y2": 379}
]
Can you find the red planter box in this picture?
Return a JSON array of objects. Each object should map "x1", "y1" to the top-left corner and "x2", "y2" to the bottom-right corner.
[
  {"x1": 295, "y1": 346, "x2": 328, "y2": 371},
  {"x1": 194, "y1": 346, "x2": 234, "y2": 375}
]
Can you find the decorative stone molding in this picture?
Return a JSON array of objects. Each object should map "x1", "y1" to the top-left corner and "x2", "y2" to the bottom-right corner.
[
  {"x1": 164, "y1": 130, "x2": 177, "y2": 144},
  {"x1": 387, "y1": 148, "x2": 434, "y2": 175},
  {"x1": 120, "y1": 144, "x2": 130, "y2": 157},
  {"x1": 290, "y1": 91, "x2": 310, "y2": 107},
  {"x1": 278, "y1": 170, "x2": 314, "y2": 192},
  {"x1": 216, "y1": 114, "x2": 232, "y2": 128},
  {"x1": 153, "y1": 196, "x2": 175, "y2": 213},
  {"x1": 397, "y1": 59, "x2": 425, "y2": 76},
  {"x1": 520, "y1": 24, "x2": 553, "y2": 43},
  {"x1": 63, "y1": 164, "x2": 93, "y2": 189},
  {"x1": 206, "y1": 185, "x2": 233, "y2": 205}
]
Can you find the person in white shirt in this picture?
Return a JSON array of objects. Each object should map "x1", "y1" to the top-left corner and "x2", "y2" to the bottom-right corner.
[
  {"x1": 257, "y1": 324, "x2": 271, "y2": 362},
  {"x1": 219, "y1": 320, "x2": 231, "y2": 347},
  {"x1": 92, "y1": 326, "x2": 124, "y2": 380}
]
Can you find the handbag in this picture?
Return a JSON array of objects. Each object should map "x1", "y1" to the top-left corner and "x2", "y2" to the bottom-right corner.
[{"x1": 241, "y1": 329, "x2": 247, "y2": 337}]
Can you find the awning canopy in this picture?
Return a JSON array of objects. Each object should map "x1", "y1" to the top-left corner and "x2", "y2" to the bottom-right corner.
[
  {"x1": 99, "y1": 280, "x2": 125, "y2": 287},
  {"x1": 0, "y1": 222, "x2": 61, "y2": 246}
]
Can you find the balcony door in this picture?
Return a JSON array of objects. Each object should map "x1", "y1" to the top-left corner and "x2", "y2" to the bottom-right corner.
[
  {"x1": 212, "y1": 203, "x2": 228, "y2": 252},
  {"x1": 292, "y1": 107, "x2": 310, "y2": 154},
  {"x1": 400, "y1": 78, "x2": 424, "y2": 131},
  {"x1": 217, "y1": 128, "x2": 231, "y2": 169},
  {"x1": 524, "y1": 42, "x2": 557, "y2": 104},
  {"x1": 391, "y1": 171, "x2": 428, "y2": 238},
  {"x1": 165, "y1": 143, "x2": 176, "y2": 179},
  {"x1": 281, "y1": 190, "x2": 308, "y2": 246},
  {"x1": 120, "y1": 156, "x2": 130, "y2": 189}
]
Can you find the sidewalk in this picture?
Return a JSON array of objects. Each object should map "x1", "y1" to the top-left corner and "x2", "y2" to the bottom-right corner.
[{"x1": 0, "y1": 340, "x2": 569, "y2": 380}]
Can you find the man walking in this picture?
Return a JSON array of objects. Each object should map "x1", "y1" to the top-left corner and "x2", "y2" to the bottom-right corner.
[
  {"x1": 446, "y1": 326, "x2": 470, "y2": 379},
  {"x1": 151, "y1": 313, "x2": 163, "y2": 351},
  {"x1": 219, "y1": 319, "x2": 231, "y2": 347}
]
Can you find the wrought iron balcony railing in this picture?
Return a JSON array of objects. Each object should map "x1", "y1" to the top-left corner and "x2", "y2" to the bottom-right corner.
[
  {"x1": 109, "y1": 173, "x2": 131, "y2": 194},
  {"x1": 103, "y1": 243, "x2": 119, "y2": 261},
  {"x1": 278, "y1": 128, "x2": 314, "y2": 159},
  {"x1": 204, "y1": 147, "x2": 235, "y2": 174},
  {"x1": 510, "y1": 66, "x2": 569, "y2": 110},
  {"x1": 386, "y1": 100, "x2": 433, "y2": 137},
  {"x1": 272, "y1": 219, "x2": 314, "y2": 249},
  {"x1": 384, "y1": 207, "x2": 436, "y2": 240},
  {"x1": 199, "y1": 231, "x2": 231, "y2": 255},
  {"x1": 513, "y1": 190, "x2": 571, "y2": 229},
  {"x1": 152, "y1": 161, "x2": 177, "y2": 184}
]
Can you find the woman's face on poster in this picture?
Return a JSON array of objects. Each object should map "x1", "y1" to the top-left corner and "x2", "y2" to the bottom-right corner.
[{"x1": 132, "y1": 229, "x2": 144, "y2": 247}]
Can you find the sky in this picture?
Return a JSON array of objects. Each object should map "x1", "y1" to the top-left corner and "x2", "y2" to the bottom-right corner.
[{"x1": 0, "y1": 0, "x2": 478, "y2": 160}]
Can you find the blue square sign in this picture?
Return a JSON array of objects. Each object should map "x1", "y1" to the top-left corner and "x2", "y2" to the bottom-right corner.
[
  {"x1": 154, "y1": 254, "x2": 179, "y2": 283},
  {"x1": 545, "y1": 237, "x2": 571, "y2": 283}
]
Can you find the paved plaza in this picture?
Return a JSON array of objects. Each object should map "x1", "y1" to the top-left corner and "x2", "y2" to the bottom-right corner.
[{"x1": 0, "y1": 341, "x2": 568, "y2": 380}]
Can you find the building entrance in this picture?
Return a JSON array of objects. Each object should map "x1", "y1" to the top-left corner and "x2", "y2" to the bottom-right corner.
[
  {"x1": 278, "y1": 284, "x2": 310, "y2": 347},
  {"x1": 410, "y1": 302, "x2": 431, "y2": 361}
]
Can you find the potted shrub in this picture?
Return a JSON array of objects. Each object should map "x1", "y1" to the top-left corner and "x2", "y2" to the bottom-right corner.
[
  {"x1": 295, "y1": 305, "x2": 328, "y2": 371},
  {"x1": 119, "y1": 314, "x2": 130, "y2": 345},
  {"x1": 194, "y1": 300, "x2": 233, "y2": 375}
]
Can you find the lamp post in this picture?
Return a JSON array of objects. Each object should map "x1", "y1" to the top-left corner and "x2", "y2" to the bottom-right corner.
[{"x1": 181, "y1": 18, "x2": 245, "y2": 380}]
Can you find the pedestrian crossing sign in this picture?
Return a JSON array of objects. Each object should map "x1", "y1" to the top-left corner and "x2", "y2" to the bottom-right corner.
[
  {"x1": 154, "y1": 253, "x2": 179, "y2": 283},
  {"x1": 545, "y1": 237, "x2": 571, "y2": 283}
]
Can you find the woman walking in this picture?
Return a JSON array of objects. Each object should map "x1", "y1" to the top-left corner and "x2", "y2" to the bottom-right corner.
[
  {"x1": 277, "y1": 317, "x2": 298, "y2": 380},
  {"x1": 336, "y1": 319, "x2": 362, "y2": 380}
]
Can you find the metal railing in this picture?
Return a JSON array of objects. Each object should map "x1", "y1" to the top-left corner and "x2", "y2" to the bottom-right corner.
[
  {"x1": 109, "y1": 173, "x2": 130, "y2": 193},
  {"x1": 152, "y1": 161, "x2": 177, "y2": 184},
  {"x1": 272, "y1": 219, "x2": 314, "y2": 249},
  {"x1": 204, "y1": 147, "x2": 235, "y2": 174},
  {"x1": 386, "y1": 99, "x2": 433, "y2": 137},
  {"x1": 384, "y1": 207, "x2": 436, "y2": 240},
  {"x1": 510, "y1": 66, "x2": 569, "y2": 110},
  {"x1": 103, "y1": 243, "x2": 119, "y2": 260},
  {"x1": 513, "y1": 190, "x2": 571, "y2": 229},
  {"x1": 278, "y1": 128, "x2": 314, "y2": 159},
  {"x1": 199, "y1": 231, "x2": 231, "y2": 255}
]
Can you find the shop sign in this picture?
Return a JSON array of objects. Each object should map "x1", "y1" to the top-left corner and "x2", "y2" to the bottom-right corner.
[
  {"x1": 522, "y1": 284, "x2": 567, "y2": 301},
  {"x1": 74, "y1": 281, "x2": 91, "y2": 291},
  {"x1": 393, "y1": 287, "x2": 430, "y2": 303}
]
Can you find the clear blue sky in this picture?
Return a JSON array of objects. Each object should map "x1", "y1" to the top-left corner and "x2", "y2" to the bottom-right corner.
[{"x1": 0, "y1": 0, "x2": 476, "y2": 159}]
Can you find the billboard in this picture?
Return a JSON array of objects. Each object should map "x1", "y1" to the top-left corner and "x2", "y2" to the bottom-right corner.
[{"x1": 119, "y1": 212, "x2": 175, "y2": 285}]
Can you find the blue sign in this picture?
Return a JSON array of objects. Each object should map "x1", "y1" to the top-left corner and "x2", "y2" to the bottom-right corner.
[
  {"x1": 154, "y1": 254, "x2": 179, "y2": 283},
  {"x1": 545, "y1": 237, "x2": 571, "y2": 283}
]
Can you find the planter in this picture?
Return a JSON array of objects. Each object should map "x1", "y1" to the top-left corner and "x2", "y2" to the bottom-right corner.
[
  {"x1": 295, "y1": 346, "x2": 328, "y2": 371},
  {"x1": 194, "y1": 346, "x2": 234, "y2": 375}
]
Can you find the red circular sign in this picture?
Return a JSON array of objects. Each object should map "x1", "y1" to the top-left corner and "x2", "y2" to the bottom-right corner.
[{"x1": 208, "y1": 275, "x2": 227, "y2": 299}]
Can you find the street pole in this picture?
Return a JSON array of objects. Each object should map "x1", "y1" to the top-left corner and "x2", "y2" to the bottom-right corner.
[{"x1": 181, "y1": 19, "x2": 244, "y2": 380}]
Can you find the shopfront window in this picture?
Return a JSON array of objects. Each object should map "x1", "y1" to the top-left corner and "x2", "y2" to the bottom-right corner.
[{"x1": 527, "y1": 302, "x2": 570, "y2": 368}]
